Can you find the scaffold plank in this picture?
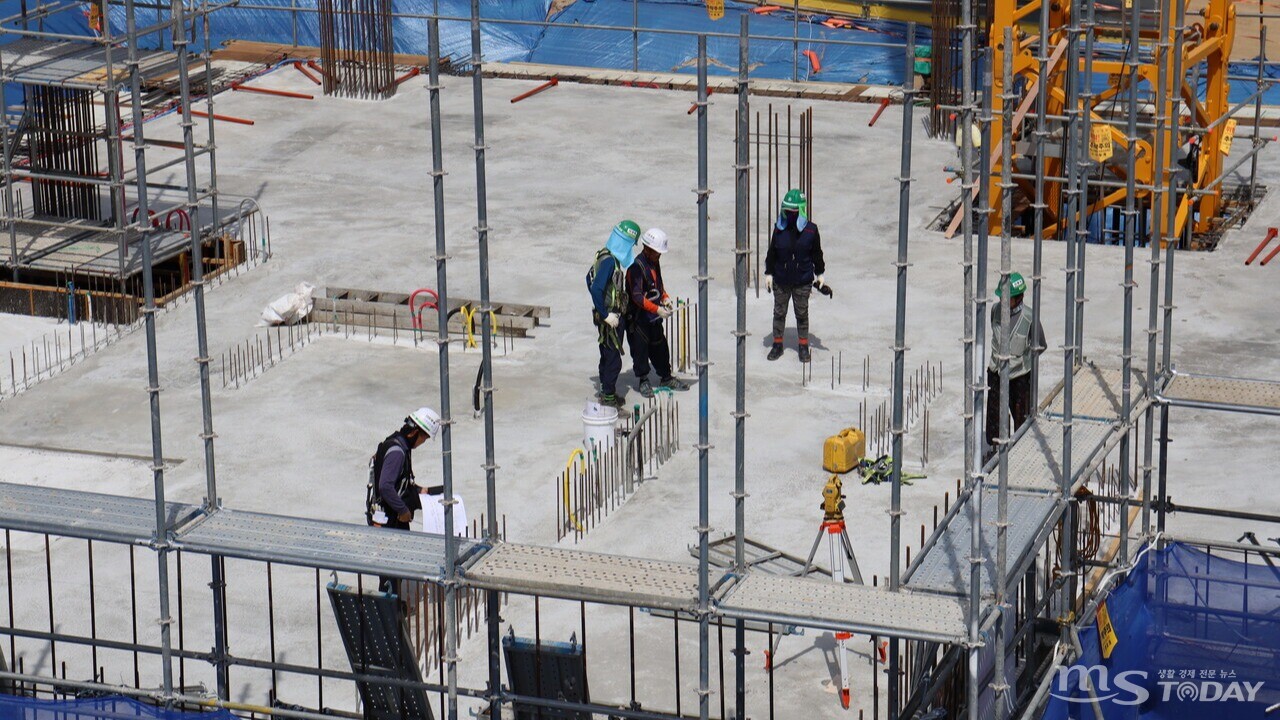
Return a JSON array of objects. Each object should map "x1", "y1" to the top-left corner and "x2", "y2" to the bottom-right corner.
[
  {"x1": 1004, "y1": 416, "x2": 1116, "y2": 493},
  {"x1": 174, "y1": 508, "x2": 481, "y2": 580},
  {"x1": 0, "y1": 481, "x2": 194, "y2": 544},
  {"x1": 1159, "y1": 371, "x2": 1280, "y2": 415},
  {"x1": 1, "y1": 38, "x2": 175, "y2": 89},
  {"x1": 463, "y1": 542, "x2": 703, "y2": 611},
  {"x1": 716, "y1": 574, "x2": 968, "y2": 644},
  {"x1": 905, "y1": 489, "x2": 1059, "y2": 599},
  {"x1": 1044, "y1": 361, "x2": 1147, "y2": 420}
]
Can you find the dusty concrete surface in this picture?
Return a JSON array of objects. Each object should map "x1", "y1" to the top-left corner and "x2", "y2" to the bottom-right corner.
[{"x1": 0, "y1": 61, "x2": 1278, "y2": 719}]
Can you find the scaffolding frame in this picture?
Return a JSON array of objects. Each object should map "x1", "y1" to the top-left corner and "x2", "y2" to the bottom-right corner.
[{"x1": 0, "y1": 2, "x2": 1277, "y2": 720}]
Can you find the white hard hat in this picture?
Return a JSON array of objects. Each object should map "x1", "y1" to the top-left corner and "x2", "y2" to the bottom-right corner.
[
  {"x1": 408, "y1": 407, "x2": 442, "y2": 438},
  {"x1": 641, "y1": 228, "x2": 669, "y2": 254}
]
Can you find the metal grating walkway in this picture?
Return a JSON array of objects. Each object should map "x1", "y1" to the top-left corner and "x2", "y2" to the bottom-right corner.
[
  {"x1": 174, "y1": 508, "x2": 480, "y2": 580},
  {"x1": 905, "y1": 489, "x2": 1060, "y2": 598},
  {"x1": 1004, "y1": 416, "x2": 1116, "y2": 493},
  {"x1": 0, "y1": 481, "x2": 196, "y2": 544},
  {"x1": 1159, "y1": 371, "x2": 1280, "y2": 416},
  {"x1": 463, "y1": 542, "x2": 704, "y2": 611},
  {"x1": 1044, "y1": 362, "x2": 1146, "y2": 420},
  {"x1": 716, "y1": 574, "x2": 968, "y2": 644},
  {"x1": 0, "y1": 38, "x2": 177, "y2": 89}
]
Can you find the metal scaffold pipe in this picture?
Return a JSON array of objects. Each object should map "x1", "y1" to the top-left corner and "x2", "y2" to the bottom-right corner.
[
  {"x1": 467, "y1": 0, "x2": 503, "y2": 714},
  {"x1": 1142, "y1": 0, "x2": 1170, "y2": 539},
  {"x1": 172, "y1": 0, "x2": 229, "y2": 696},
  {"x1": 732, "y1": 15, "x2": 749, "y2": 720},
  {"x1": 124, "y1": 0, "x2": 174, "y2": 698},
  {"x1": 1074, "y1": 0, "x2": 1097, "y2": 359},
  {"x1": 993, "y1": 27, "x2": 1015, "y2": 720},
  {"x1": 695, "y1": 34, "x2": 711, "y2": 720},
  {"x1": 1030, "y1": 0, "x2": 1051, "y2": 404},
  {"x1": 1118, "y1": 0, "x2": 1141, "y2": 565},
  {"x1": 888, "y1": 21, "x2": 916, "y2": 720},
  {"x1": 960, "y1": 0, "x2": 981, "y2": 711},
  {"x1": 426, "y1": 20, "x2": 460, "y2": 720}
]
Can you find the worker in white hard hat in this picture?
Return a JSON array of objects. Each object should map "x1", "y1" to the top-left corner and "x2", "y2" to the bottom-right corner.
[
  {"x1": 625, "y1": 228, "x2": 690, "y2": 398},
  {"x1": 366, "y1": 407, "x2": 443, "y2": 595}
]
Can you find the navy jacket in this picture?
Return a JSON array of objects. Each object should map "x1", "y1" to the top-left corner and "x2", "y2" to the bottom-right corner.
[
  {"x1": 626, "y1": 253, "x2": 668, "y2": 324},
  {"x1": 765, "y1": 216, "x2": 825, "y2": 287}
]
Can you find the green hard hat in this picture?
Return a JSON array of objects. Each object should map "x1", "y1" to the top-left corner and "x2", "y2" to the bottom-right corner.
[
  {"x1": 996, "y1": 272, "x2": 1027, "y2": 298},
  {"x1": 614, "y1": 219, "x2": 641, "y2": 241},
  {"x1": 781, "y1": 189, "x2": 807, "y2": 212}
]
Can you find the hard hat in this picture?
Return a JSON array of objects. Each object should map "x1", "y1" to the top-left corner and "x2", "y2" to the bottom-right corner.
[
  {"x1": 408, "y1": 407, "x2": 442, "y2": 438},
  {"x1": 995, "y1": 272, "x2": 1027, "y2": 299},
  {"x1": 614, "y1": 220, "x2": 641, "y2": 242},
  {"x1": 781, "y1": 189, "x2": 807, "y2": 213},
  {"x1": 640, "y1": 228, "x2": 669, "y2": 254}
]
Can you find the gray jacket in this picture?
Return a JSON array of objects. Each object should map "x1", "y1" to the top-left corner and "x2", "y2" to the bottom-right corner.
[{"x1": 989, "y1": 302, "x2": 1045, "y2": 379}]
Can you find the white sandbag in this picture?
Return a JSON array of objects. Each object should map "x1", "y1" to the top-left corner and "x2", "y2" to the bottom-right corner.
[
  {"x1": 416, "y1": 492, "x2": 468, "y2": 537},
  {"x1": 258, "y1": 282, "x2": 316, "y2": 326}
]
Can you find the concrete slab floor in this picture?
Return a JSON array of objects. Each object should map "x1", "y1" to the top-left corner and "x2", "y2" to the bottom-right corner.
[{"x1": 0, "y1": 60, "x2": 1277, "y2": 719}]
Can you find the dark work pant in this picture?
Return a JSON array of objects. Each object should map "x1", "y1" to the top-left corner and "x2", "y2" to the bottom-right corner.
[
  {"x1": 628, "y1": 318, "x2": 672, "y2": 381},
  {"x1": 598, "y1": 324, "x2": 624, "y2": 396},
  {"x1": 772, "y1": 283, "x2": 812, "y2": 342},
  {"x1": 985, "y1": 369, "x2": 1033, "y2": 455}
]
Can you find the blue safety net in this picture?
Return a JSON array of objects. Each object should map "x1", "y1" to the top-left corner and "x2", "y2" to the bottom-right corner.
[
  {"x1": 1042, "y1": 542, "x2": 1280, "y2": 720},
  {"x1": 0, "y1": 695, "x2": 237, "y2": 720}
]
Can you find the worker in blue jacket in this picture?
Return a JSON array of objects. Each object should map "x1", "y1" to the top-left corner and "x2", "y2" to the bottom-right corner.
[{"x1": 587, "y1": 220, "x2": 640, "y2": 407}]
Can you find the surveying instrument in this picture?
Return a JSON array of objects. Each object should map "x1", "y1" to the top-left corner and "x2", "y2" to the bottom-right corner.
[{"x1": 763, "y1": 475, "x2": 865, "y2": 709}]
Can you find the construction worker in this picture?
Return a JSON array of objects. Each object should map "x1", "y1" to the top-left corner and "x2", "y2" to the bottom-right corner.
[
  {"x1": 765, "y1": 188, "x2": 825, "y2": 363},
  {"x1": 985, "y1": 272, "x2": 1045, "y2": 456},
  {"x1": 626, "y1": 228, "x2": 690, "y2": 397},
  {"x1": 366, "y1": 407, "x2": 443, "y2": 595},
  {"x1": 588, "y1": 220, "x2": 641, "y2": 407}
]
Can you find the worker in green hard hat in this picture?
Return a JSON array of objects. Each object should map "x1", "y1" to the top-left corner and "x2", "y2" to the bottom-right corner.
[
  {"x1": 765, "y1": 188, "x2": 825, "y2": 363},
  {"x1": 587, "y1": 219, "x2": 641, "y2": 407},
  {"x1": 986, "y1": 271, "x2": 1045, "y2": 456}
]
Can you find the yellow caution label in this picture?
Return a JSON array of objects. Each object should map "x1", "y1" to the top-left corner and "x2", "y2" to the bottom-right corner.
[
  {"x1": 1089, "y1": 125, "x2": 1114, "y2": 163},
  {"x1": 1098, "y1": 600, "x2": 1119, "y2": 659},
  {"x1": 706, "y1": 0, "x2": 725, "y2": 19},
  {"x1": 1221, "y1": 118, "x2": 1237, "y2": 156}
]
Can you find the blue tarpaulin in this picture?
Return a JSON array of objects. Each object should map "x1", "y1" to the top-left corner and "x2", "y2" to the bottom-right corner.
[
  {"x1": 1042, "y1": 542, "x2": 1280, "y2": 719},
  {"x1": 0, "y1": 695, "x2": 236, "y2": 720}
]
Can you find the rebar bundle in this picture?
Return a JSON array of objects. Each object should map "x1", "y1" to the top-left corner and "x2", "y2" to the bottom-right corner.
[
  {"x1": 318, "y1": 0, "x2": 396, "y2": 100},
  {"x1": 26, "y1": 86, "x2": 101, "y2": 220}
]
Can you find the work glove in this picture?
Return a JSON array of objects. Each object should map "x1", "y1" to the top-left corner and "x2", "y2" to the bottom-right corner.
[
  {"x1": 814, "y1": 275, "x2": 825, "y2": 289},
  {"x1": 765, "y1": 275, "x2": 773, "y2": 293},
  {"x1": 657, "y1": 305, "x2": 674, "y2": 319},
  {"x1": 604, "y1": 312, "x2": 621, "y2": 328},
  {"x1": 662, "y1": 297, "x2": 676, "y2": 311},
  {"x1": 398, "y1": 510, "x2": 413, "y2": 523}
]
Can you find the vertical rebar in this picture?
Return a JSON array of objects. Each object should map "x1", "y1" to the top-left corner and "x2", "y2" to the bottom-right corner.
[{"x1": 695, "y1": 34, "x2": 711, "y2": 720}]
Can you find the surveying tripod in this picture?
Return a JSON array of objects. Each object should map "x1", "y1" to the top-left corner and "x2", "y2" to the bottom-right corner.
[{"x1": 762, "y1": 476, "x2": 866, "y2": 710}]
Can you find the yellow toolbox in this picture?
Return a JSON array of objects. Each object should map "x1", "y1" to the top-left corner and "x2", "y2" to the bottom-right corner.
[{"x1": 823, "y1": 427, "x2": 866, "y2": 474}]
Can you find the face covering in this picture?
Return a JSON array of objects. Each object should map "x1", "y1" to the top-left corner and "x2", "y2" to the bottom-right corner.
[
  {"x1": 605, "y1": 227, "x2": 638, "y2": 270},
  {"x1": 776, "y1": 208, "x2": 808, "y2": 232}
]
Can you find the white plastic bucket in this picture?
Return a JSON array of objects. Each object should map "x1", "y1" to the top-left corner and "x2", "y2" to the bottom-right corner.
[{"x1": 582, "y1": 400, "x2": 619, "y2": 450}]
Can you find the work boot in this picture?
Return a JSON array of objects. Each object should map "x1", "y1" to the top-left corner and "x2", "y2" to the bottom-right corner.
[
  {"x1": 598, "y1": 392, "x2": 625, "y2": 408},
  {"x1": 798, "y1": 342, "x2": 811, "y2": 363},
  {"x1": 767, "y1": 341, "x2": 784, "y2": 361},
  {"x1": 658, "y1": 376, "x2": 690, "y2": 391},
  {"x1": 638, "y1": 379, "x2": 655, "y2": 398}
]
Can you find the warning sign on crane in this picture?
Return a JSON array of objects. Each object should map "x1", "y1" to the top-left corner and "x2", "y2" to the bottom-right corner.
[
  {"x1": 706, "y1": 0, "x2": 724, "y2": 19},
  {"x1": 1221, "y1": 118, "x2": 1237, "y2": 155},
  {"x1": 1089, "y1": 125, "x2": 1114, "y2": 163}
]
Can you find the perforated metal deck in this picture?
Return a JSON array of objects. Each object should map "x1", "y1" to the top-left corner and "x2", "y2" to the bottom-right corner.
[
  {"x1": 0, "y1": 38, "x2": 176, "y2": 89},
  {"x1": 716, "y1": 574, "x2": 968, "y2": 643},
  {"x1": 0, "y1": 481, "x2": 195, "y2": 544},
  {"x1": 463, "y1": 543, "x2": 703, "y2": 611},
  {"x1": 1044, "y1": 362, "x2": 1146, "y2": 420},
  {"x1": 1003, "y1": 416, "x2": 1116, "y2": 493},
  {"x1": 175, "y1": 509, "x2": 480, "y2": 580},
  {"x1": 904, "y1": 488, "x2": 1059, "y2": 598},
  {"x1": 1159, "y1": 371, "x2": 1280, "y2": 415}
]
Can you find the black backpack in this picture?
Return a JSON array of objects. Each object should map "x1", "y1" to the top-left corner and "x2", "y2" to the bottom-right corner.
[{"x1": 365, "y1": 434, "x2": 414, "y2": 524}]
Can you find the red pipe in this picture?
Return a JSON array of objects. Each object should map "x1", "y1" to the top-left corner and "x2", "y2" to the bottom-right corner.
[
  {"x1": 130, "y1": 208, "x2": 159, "y2": 228},
  {"x1": 868, "y1": 96, "x2": 892, "y2": 127},
  {"x1": 293, "y1": 61, "x2": 322, "y2": 85},
  {"x1": 802, "y1": 49, "x2": 822, "y2": 74},
  {"x1": 307, "y1": 59, "x2": 339, "y2": 85},
  {"x1": 409, "y1": 288, "x2": 439, "y2": 330},
  {"x1": 165, "y1": 209, "x2": 191, "y2": 232},
  {"x1": 752, "y1": 5, "x2": 780, "y2": 13},
  {"x1": 1245, "y1": 226, "x2": 1277, "y2": 265},
  {"x1": 510, "y1": 77, "x2": 559, "y2": 103},
  {"x1": 192, "y1": 110, "x2": 255, "y2": 126},
  {"x1": 1262, "y1": 242, "x2": 1280, "y2": 266},
  {"x1": 688, "y1": 87, "x2": 713, "y2": 115},
  {"x1": 232, "y1": 84, "x2": 314, "y2": 100}
]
